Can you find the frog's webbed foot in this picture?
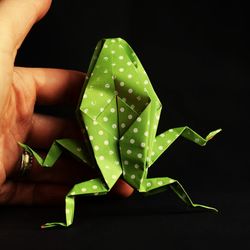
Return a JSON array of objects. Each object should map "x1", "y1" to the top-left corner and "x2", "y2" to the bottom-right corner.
[
  {"x1": 139, "y1": 177, "x2": 218, "y2": 213},
  {"x1": 19, "y1": 138, "x2": 91, "y2": 167}
]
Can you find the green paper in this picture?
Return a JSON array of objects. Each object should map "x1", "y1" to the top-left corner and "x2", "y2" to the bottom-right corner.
[{"x1": 19, "y1": 38, "x2": 221, "y2": 228}]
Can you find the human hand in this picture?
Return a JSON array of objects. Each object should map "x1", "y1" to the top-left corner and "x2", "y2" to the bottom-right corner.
[{"x1": 0, "y1": 0, "x2": 134, "y2": 205}]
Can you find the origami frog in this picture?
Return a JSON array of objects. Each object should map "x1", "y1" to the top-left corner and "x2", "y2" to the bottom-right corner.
[{"x1": 20, "y1": 38, "x2": 221, "y2": 228}]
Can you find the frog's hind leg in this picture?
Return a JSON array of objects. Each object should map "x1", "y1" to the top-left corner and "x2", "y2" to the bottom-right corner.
[
  {"x1": 41, "y1": 177, "x2": 110, "y2": 228},
  {"x1": 139, "y1": 177, "x2": 218, "y2": 213}
]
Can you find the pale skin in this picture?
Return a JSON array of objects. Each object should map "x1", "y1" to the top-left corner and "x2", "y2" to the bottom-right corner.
[{"x1": 0, "y1": 0, "x2": 134, "y2": 205}]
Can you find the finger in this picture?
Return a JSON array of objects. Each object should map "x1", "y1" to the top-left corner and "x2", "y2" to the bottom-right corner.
[
  {"x1": 26, "y1": 113, "x2": 81, "y2": 148},
  {"x1": 0, "y1": 180, "x2": 69, "y2": 205},
  {"x1": 14, "y1": 67, "x2": 85, "y2": 105},
  {"x1": 0, "y1": 0, "x2": 51, "y2": 55},
  {"x1": 111, "y1": 179, "x2": 134, "y2": 198},
  {"x1": 1, "y1": 178, "x2": 134, "y2": 206}
]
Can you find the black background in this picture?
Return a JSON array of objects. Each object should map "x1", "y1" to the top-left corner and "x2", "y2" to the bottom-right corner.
[{"x1": 1, "y1": 1, "x2": 249, "y2": 249}]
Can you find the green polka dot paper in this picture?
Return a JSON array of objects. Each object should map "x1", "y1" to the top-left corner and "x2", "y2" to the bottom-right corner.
[{"x1": 19, "y1": 37, "x2": 221, "y2": 228}]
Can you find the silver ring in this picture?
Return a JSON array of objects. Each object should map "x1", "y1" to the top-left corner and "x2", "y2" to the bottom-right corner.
[{"x1": 20, "y1": 150, "x2": 33, "y2": 176}]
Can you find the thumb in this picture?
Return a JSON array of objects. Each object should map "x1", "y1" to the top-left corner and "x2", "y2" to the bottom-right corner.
[
  {"x1": 0, "y1": 0, "x2": 52, "y2": 56},
  {"x1": 0, "y1": 0, "x2": 51, "y2": 117}
]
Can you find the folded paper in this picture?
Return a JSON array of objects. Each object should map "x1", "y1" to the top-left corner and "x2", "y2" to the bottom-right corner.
[{"x1": 19, "y1": 37, "x2": 221, "y2": 228}]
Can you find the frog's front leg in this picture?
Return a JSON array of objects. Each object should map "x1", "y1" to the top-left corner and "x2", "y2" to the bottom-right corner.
[
  {"x1": 19, "y1": 138, "x2": 91, "y2": 167},
  {"x1": 149, "y1": 127, "x2": 222, "y2": 166}
]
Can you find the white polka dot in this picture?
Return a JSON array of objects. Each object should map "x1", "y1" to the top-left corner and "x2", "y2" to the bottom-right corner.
[
  {"x1": 112, "y1": 124, "x2": 117, "y2": 129},
  {"x1": 195, "y1": 138, "x2": 200, "y2": 143},
  {"x1": 103, "y1": 117, "x2": 108, "y2": 122},
  {"x1": 111, "y1": 50, "x2": 116, "y2": 54},
  {"x1": 151, "y1": 151, "x2": 155, "y2": 156},
  {"x1": 167, "y1": 140, "x2": 172, "y2": 144},
  {"x1": 130, "y1": 104, "x2": 135, "y2": 109},
  {"x1": 107, "y1": 99, "x2": 111, "y2": 103},
  {"x1": 104, "y1": 44, "x2": 108, "y2": 48},
  {"x1": 100, "y1": 107, "x2": 104, "y2": 112},
  {"x1": 103, "y1": 56, "x2": 109, "y2": 60},
  {"x1": 100, "y1": 92, "x2": 104, "y2": 96},
  {"x1": 146, "y1": 182, "x2": 152, "y2": 187},
  {"x1": 105, "y1": 165, "x2": 110, "y2": 169},
  {"x1": 160, "y1": 133, "x2": 165, "y2": 137},
  {"x1": 81, "y1": 188, "x2": 87, "y2": 192},
  {"x1": 130, "y1": 139, "x2": 135, "y2": 144},
  {"x1": 115, "y1": 161, "x2": 119, "y2": 165},
  {"x1": 104, "y1": 69, "x2": 108, "y2": 74},
  {"x1": 128, "y1": 114, "x2": 133, "y2": 120},
  {"x1": 157, "y1": 181, "x2": 163, "y2": 186},
  {"x1": 121, "y1": 123, "x2": 126, "y2": 128},
  {"x1": 120, "y1": 81, "x2": 125, "y2": 86},
  {"x1": 110, "y1": 108, "x2": 115, "y2": 113},
  {"x1": 83, "y1": 94, "x2": 88, "y2": 99},
  {"x1": 111, "y1": 39, "x2": 116, "y2": 43},
  {"x1": 122, "y1": 97, "x2": 127, "y2": 102},
  {"x1": 109, "y1": 150, "x2": 114, "y2": 155},
  {"x1": 128, "y1": 74, "x2": 133, "y2": 79},
  {"x1": 144, "y1": 131, "x2": 149, "y2": 137},
  {"x1": 158, "y1": 146, "x2": 163, "y2": 150},
  {"x1": 144, "y1": 80, "x2": 149, "y2": 85},
  {"x1": 94, "y1": 145, "x2": 99, "y2": 151},
  {"x1": 99, "y1": 155, "x2": 105, "y2": 160},
  {"x1": 119, "y1": 68, "x2": 124, "y2": 72},
  {"x1": 66, "y1": 209, "x2": 70, "y2": 214},
  {"x1": 169, "y1": 129, "x2": 174, "y2": 132},
  {"x1": 105, "y1": 83, "x2": 110, "y2": 88},
  {"x1": 83, "y1": 108, "x2": 88, "y2": 114},
  {"x1": 131, "y1": 174, "x2": 136, "y2": 179},
  {"x1": 133, "y1": 128, "x2": 138, "y2": 133},
  {"x1": 134, "y1": 164, "x2": 140, "y2": 169},
  {"x1": 141, "y1": 142, "x2": 145, "y2": 148},
  {"x1": 136, "y1": 117, "x2": 142, "y2": 122},
  {"x1": 128, "y1": 88, "x2": 133, "y2": 94},
  {"x1": 118, "y1": 55, "x2": 124, "y2": 60},
  {"x1": 137, "y1": 153, "x2": 142, "y2": 158},
  {"x1": 112, "y1": 175, "x2": 117, "y2": 179},
  {"x1": 136, "y1": 96, "x2": 141, "y2": 101},
  {"x1": 127, "y1": 61, "x2": 132, "y2": 66},
  {"x1": 76, "y1": 147, "x2": 82, "y2": 152},
  {"x1": 92, "y1": 185, "x2": 98, "y2": 190},
  {"x1": 124, "y1": 160, "x2": 129, "y2": 165},
  {"x1": 127, "y1": 149, "x2": 132, "y2": 154},
  {"x1": 120, "y1": 107, "x2": 125, "y2": 112},
  {"x1": 70, "y1": 192, "x2": 76, "y2": 195},
  {"x1": 98, "y1": 130, "x2": 104, "y2": 135},
  {"x1": 104, "y1": 140, "x2": 109, "y2": 145}
]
